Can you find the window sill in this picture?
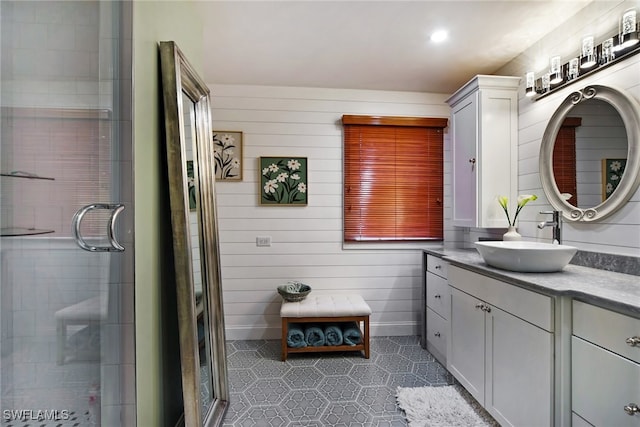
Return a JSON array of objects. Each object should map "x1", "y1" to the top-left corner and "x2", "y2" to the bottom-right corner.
[{"x1": 342, "y1": 241, "x2": 444, "y2": 251}]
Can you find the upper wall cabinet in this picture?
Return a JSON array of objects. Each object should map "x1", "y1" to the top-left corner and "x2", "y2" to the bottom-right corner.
[{"x1": 446, "y1": 75, "x2": 521, "y2": 228}]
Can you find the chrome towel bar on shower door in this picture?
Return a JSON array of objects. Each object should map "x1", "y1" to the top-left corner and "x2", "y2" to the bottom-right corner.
[{"x1": 72, "y1": 203, "x2": 125, "y2": 252}]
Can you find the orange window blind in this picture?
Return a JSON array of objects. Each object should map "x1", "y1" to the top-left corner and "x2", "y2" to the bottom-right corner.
[
  {"x1": 342, "y1": 116, "x2": 446, "y2": 242},
  {"x1": 553, "y1": 117, "x2": 581, "y2": 207}
]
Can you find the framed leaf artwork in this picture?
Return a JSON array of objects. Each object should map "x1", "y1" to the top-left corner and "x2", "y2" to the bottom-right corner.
[
  {"x1": 213, "y1": 130, "x2": 243, "y2": 181},
  {"x1": 259, "y1": 157, "x2": 308, "y2": 205}
]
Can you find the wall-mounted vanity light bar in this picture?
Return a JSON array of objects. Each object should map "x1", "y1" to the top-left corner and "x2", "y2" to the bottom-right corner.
[{"x1": 527, "y1": 8, "x2": 640, "y2": 100}]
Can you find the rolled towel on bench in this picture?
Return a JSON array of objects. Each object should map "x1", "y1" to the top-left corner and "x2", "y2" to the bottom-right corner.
[
  {"x1": 287, "y1": 324, "x2": 306, "y2": 348},
  {"x1": 304, "y1": 324, "x2": 325, "y2": 347},
  {"x1": 342, "y1": 322, "x2": 362, "y2": 346},
  {"x1": 324, "y1": 324, "x2": 343, "y2": 346}
]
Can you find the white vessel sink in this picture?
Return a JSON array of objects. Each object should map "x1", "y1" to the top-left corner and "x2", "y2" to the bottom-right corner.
[{"x1": 474, "y1": 241, "x2": 578, "y2": 273}]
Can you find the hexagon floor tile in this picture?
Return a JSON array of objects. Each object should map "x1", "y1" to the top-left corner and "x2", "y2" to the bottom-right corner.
[{"x1": 222, "y1": 336, "x2": 455, "y2": 426}]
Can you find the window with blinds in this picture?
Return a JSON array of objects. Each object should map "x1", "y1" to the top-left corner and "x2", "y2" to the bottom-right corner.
[
  {"x1": 553, "y1": 117, "x2": 581, "y2": 207},
  {"x1": 342, "y1": 115, "x2": 447, "y2": 242}
]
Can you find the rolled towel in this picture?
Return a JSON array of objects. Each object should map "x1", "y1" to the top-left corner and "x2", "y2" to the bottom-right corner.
[
  {"x1": 286, "y1": 324, "x2": 306, "y2": 348},
  {"x1": 342, "y1": 322, "x2": 362, "y2": 346},
  {"x1": 324, "y1": 324, "x2": 343, "y2": 346},
  {"x1": 304, "y1": 324, "x2": 326, "y2": 347}
]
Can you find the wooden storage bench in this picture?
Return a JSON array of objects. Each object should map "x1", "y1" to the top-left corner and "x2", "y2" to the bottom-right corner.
[{"x1": 280, "y1": 294, "x2": 371, "y2": 361}]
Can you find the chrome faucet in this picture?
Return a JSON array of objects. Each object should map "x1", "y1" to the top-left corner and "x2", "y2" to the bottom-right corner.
[{"x1": 538, "y1": 210, "x2": 562, "y2": 244}]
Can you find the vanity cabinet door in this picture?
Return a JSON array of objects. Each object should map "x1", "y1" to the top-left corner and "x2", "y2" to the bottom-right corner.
[
  {"x1": 448, "y1": 265, "x2": 555, "y2": 426},
  {"x1": 486, "y1": 305, "x2": 554, "y2": 427},
  {"x1": 448, "y1": 287, "x2": 486, "y2": 404},
  {"x1": 572, "y1": 336, "x2": 640, "y2": 427},
  {"x1": 450, "y1": 94, "x2": 478, "y2": 227},
  {"x1": 572, "y1": 300, "x2": 640, "y2": 427},
  {"x1": 446, "y1": 75, "x2": 520, "y2": 228}
]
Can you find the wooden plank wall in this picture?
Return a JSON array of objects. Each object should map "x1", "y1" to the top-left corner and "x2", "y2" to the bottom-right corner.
[
  {"x1": 209, "y1": 85, "x2": 454, "y2": 340},
  {"x1": 515, "y1": 54, "x2": 640, "y2": 256}
]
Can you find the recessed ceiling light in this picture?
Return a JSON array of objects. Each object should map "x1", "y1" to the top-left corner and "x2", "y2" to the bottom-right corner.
[{"x1": 430, "y1": 30, "x2": 448, "y2": 43}]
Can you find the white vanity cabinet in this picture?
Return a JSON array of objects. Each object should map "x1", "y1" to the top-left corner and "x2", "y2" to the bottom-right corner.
[
  {"x1": 445, "y1": 75, "x2": 520, "y2": 228},
  {"x1": 448, "y1": 265, "x2": 554, "y2": 426},
  {"x1": 424, "y1": 254, "x2": 449, "y2": 365},
  {"x1": 572, "y1": 300, "x2": 640, "y2": 426}
]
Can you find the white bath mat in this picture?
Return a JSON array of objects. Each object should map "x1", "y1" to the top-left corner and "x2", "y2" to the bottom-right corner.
[{"x1": 396, "y1": 384, "x2": 499, "y2": 427}]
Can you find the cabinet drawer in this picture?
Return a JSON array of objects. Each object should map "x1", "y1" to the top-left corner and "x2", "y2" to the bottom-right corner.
[
  {"x1": 426, "y1": 307, "x2": 447, "y2": 363},
  {"x1": 573, "y1": 300, "x2": 640, "y2": 364},
  {"x1": 427, "y1": 255, "x2": 448, "y2": 278},
  {"x1": 426, "y1": 272, "x2": 450, "y2": 319},
  {"x1": 449, "y1": 266, "x2": 553, "y2": 332},
  {"x1": 572, "y1": 336, "x2": 640, "y2": 427}
]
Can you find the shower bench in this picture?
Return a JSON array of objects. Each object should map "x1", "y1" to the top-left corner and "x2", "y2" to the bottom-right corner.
[
  {"x1": 280, "y1": 293, "x2": 371, "y2": 361},
  {"x1": 55, "y1": 295, "x2": 107, "y2": 365}
]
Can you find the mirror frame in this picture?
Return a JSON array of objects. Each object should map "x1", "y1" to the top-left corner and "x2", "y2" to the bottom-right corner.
[
  {"x1": 540, "y1": 85, "x2": 640, "y2": 221},
  {"x1": 159, "y1": 41, "x2": 229, "y2": 426}
]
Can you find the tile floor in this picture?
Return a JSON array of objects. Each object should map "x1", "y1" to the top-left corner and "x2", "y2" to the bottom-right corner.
[{"x1": 223, "y1": 336, "x2": 455, "y2": 426}]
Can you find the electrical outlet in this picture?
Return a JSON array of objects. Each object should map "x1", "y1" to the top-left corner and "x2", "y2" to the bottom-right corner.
[{"x1": 256, "y1": 236, "x2": 272, "y2": 247}]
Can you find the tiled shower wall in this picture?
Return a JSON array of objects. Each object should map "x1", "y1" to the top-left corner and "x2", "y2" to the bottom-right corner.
[
  {"x1": 0, "y1": 237, "x2": 109, "y2": 359},
  {"x1": 0, "y1": 1, "x2": 110, "y2": 110},
  {"x1": 1, "y1": 0, "x2": 107, "y2": 364},
  {"x1": 0, "y1": 110, "x2": 112, "y2": 236}
]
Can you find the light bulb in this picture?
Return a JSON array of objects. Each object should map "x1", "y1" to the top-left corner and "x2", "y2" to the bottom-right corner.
[
  {"x1": 580, "y1": 36, "x2": 597, "y2": 69},
  {"x1": 549, "y1": 56, "x2": 563, "y2": 84},
  {"x1": 525, "y1": 71, "x2": 536, "y2": 97}
]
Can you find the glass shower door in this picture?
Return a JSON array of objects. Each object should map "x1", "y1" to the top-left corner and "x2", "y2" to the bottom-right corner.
[{"x1": 0, "y1": 1, "x2": 135, "y2": 425}]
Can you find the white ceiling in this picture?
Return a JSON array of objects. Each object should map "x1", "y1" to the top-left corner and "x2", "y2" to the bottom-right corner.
[{"x1": 200, "y1": 0, "x2": 596, "y2": 94}]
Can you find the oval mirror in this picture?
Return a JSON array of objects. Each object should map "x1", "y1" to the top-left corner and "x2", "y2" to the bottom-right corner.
[{"x1": 540, "y1": 85, "x2": 640, "y2": 221}]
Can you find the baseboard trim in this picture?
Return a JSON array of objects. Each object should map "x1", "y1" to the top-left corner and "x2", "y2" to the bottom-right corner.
[{"x1": 225, "y1": 321, "x2": 418, "y2": 341}]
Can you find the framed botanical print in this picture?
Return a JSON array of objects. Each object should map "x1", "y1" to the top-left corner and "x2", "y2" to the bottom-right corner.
[
  {"x1": 259, "y1": 157, "x2": 308, "y2": 205},
  {"x1": 213, "y1": 130, "x2": 243, "y2": 181},
  {"x1": 186, "y1": 160, "x2": 196, "y2": 211},
  {"x1": 602, "y1": 158, "x2": 626, "y2": 201}
]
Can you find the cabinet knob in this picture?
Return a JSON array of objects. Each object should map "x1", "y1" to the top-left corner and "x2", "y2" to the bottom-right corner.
[
  {"x1": 623, "y1": 403, "x2": 639, "y2": 416},
  {"x1": 435, "y1": 265, "x2": 442, "y2": 269},
  {"x1": 434, "y1": 294, "x2": 441, "y2": 299},
  {"x1": 434, "y1": 332, "x2": 441, "y2": 337},
  {"x1": 626, "y1": 336, "x2": 640, "y2": 347},
  {"x1": 469, "y1": 158, "x2": 476, "y2": 164},
  {"x1": 475, "y1": 303, "x2": 491, "y2": 313}
]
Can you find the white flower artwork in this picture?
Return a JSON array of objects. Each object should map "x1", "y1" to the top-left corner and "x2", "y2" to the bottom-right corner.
[
  {"x1": 213, "y1": 131, "x2": 243, "y2": 181},
  {"x1": 602, "y1": 158, "x2": 626, "y2": 200},
  {"x1": 259, "y1": 157, "x2": 308, "y2": 205}
]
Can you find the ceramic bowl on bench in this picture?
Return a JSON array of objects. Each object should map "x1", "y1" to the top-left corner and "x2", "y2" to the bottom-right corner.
[{"x1": 277, "y1": 282, "x2": 312, "y2": 302}]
